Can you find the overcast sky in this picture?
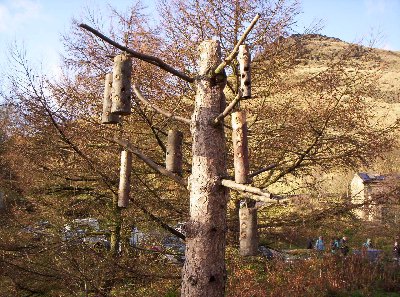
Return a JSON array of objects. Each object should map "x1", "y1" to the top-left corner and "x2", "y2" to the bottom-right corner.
[{"x1": 0, "y1": 0, "x2": 399, "y2": 77}]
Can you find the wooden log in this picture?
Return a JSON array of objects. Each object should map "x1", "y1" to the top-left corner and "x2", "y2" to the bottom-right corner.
[
  {"x1": 238, "y1": 44, "x2": 251, "y2": 99},
  {"x1": 221, "y1": 179, "x2": 270, "y2": 198},
  {"x1": 111, "y1": 54, "x2": 132, "y2": 115},
  {"x1": 231, "y1": 111, "x2": 250, "y2": 184},
  {"x1": 101, "y1": 73, "x2": 119, "y2": 124},
  {"x1": 166, "y1": 130, "x2": 183, "y2": 176},
  {"x1": 118, "y1": 150, "x2": 132, "y2": 208},
  {"x1": 239, "y1": 207, "x2": 258, "y2": 256}
]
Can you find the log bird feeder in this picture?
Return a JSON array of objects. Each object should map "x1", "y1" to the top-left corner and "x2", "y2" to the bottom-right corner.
[
  {"x1": 111, "y1": 53, "x2": 132, "y2": 115},
  {"x1": 238, "y1": 44, "x2": 251, "y2": 99},
  {"x1": 101, "y1": 72, "x2": 120, "y2": 124},
  {"x1": 232, "y1": 110, "x2": 250, "y2": 184},
  {"x1": 118, "y1": 150, "x2": 132, "y2": 208},
  {"x1": 165, "y1": 130, "x2": 183, "y2": 176}
]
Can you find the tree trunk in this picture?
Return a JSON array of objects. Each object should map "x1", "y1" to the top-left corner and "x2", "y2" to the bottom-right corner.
[
  {"x1": 110, "y1": 194, "x2": 122, "y2": 257},
  {"x1": 239, "y1": 207, "x2": 258, "y2": 256},
  {"x1": 181, "y1": 40, "x2": 228, "y2": 297},
  {"x1": 166, "y1": 130, "x2": 183, "y2": 176}
]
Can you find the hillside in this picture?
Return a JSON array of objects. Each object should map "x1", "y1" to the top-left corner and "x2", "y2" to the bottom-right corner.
[{"x1": 292, "y1": 34, "x2": 400, "y2": 124}]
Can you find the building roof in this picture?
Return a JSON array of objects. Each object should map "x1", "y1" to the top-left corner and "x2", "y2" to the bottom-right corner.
[{"x1": 356, "y1": 172, "x2": 386, "y2": 183}]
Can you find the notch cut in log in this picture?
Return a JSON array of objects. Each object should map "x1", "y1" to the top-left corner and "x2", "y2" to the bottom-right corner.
[
  {"x1": 102, "y1": 73, "x2": 119, "y2": 124},
  {"x1": 232, "y1": 111, "x2": 250, "y2": 184},
  {"x1": 238, "y1": 45, "x2": 251, "y2": 99},
  {"x1": 111, "y1": 53, "x2": 132, "y2": 115},
  {"x1": 118, "y1": 150, "x2": 132, "y2": 208},
  {"x1": 166, "y1": 130, "x2": 183, "y2": 176},
  {"x1": 239, "y1": 207, "x2": 258, "y2": 256}
]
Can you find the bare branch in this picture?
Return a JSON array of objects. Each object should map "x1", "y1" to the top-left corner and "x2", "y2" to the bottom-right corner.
[
  {"x1": 79, "y1": 23, "x2": 195, "y2": 83},
  {"x1": 249, "y1": 163, "x2": 278, "y2": 178},
  {"x1": 214, "y1": 14, "x2": 260, "y2": 74},
  {"x1": 221, "y1": 179, "x2": 270, "y2": 198},
  {"x1": 213, "y1": 91, "x2": 242, "y2": 125},
  {"x1": 133, "y1": 85, "x2": 191, "y2": 125},
  {"x1": 113, "y1": 138, "x2": 188, "y2": 187}
]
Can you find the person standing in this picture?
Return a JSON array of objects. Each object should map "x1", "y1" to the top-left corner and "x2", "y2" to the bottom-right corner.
[
  {"x1": 393, "y1": 241, "x2": 400, "y2": 262},
  {"x1": 340, "y1": 236, "x2": 349, "y2": 256},
  {"x1": 315, "y1": 236, "x2": 325, "y2": 251}
]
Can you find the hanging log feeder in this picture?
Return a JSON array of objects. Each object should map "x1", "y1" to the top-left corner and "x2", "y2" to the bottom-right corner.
[
  {"x1": 111, "y1": 53, "x2": 132, "y2": 115},
  {"x1": 239, "y1": 206, "x2": 258, "y2": 256},
  {"x1": 118, "y1": 150, "x2": 132, "y2": 208},
  {"x1": 232, "y1": 110, "x2": 250, "y2": 184},
  {"x1": 166, "y1": 130, "x2": 183, "y2": 176},
  {"x1": 101, "y1": 72, "x2": 119, "y2": 124},
  {"x1": 238, "y1": 44, "x2": 251, "y2": 99}
]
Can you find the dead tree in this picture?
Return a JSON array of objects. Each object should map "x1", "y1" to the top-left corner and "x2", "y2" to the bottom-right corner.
[{"x1": 80, "y1": 13, "x2": 265, "y2": 297}]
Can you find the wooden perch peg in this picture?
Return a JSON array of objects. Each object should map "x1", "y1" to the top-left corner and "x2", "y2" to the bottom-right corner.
[
  {"x1": 101, "y1": 73, "x2": 119, "y2": 124},
  {"x1": 166, "y1": 130, "x2": 183, "y2": 176},
  {"x1": 118, "y1": 150, "x2": 132, "y2": 208},
  {"x1": 111, "y1": 53, "x2": 132, "y2": 115},
  {"x1": 232, "y1": 111, "x2": 250, "y2": 184},
  {"x1": 239, "y1": 45, "x2": 251, "y2": 99}
]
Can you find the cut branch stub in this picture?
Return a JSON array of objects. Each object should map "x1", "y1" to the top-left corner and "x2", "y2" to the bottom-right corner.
[
  {"x1": 102, "y1": 73, "x2": 120, "y2": 124},
  {"x1": 239, "y1": 207, "x2": 258, "y2": 256},
  {"x1": 118, "y1": 150, "x2": 132, "y2": 208},
  {"x1": 111, "y1": 53, "x2": 132, "y2": 115},
  {"x1": 232, "y1": 111, "x2": 250, "y2": 184},
  {"x1": 238, "y1": 45, "x2": 251, "y2": 99},
  {"x1": 166, "y1": 130, "x2": 183, "y2": 176}
]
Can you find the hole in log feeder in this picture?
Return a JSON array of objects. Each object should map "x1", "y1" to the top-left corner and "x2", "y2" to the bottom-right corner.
[
  {"x1": 166, "y1": 130, "x2": 183, "y2": 176},
  {"x1": 111, "y1": 53, "x2": 132, "y2": 115},
  {"x1": 118, "y1": 150, "x2": 132, "y2": 208},
  {"x1": 231, "y1": 111, "x2": 250, "y2": 184},
  {"x1": 101, "y1": 72, "x2": 119, "y2": 124},
  {"x1": 238, "y1": 44, "x2": 251, "y2": 99}
]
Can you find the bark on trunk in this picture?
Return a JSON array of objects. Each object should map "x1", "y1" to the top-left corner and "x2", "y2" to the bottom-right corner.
[
  {"x1": 239, "y1": 207, "x2": 258, "y2": 256},
  {"x1": 118, "y1": 150, "x2": 132, "y2": 208},
  {"x1": 166, "y1": 130, "x2": 183, "y2": 176},
  {"x1": 102, "y1": 72, "x2": 119, "y2": 124},
  {"x1": 181, "y1": 40, "x2": 228, "y2": 297},
  {"x1": 111, "y1": 54, "x2": 132, "y2": 115},
  {"x1": 231, "y1": 111, "x2": 249, "y2": 184},
  {"x1": 238, "y1": 44, "x2": 251, "y2": 99}
]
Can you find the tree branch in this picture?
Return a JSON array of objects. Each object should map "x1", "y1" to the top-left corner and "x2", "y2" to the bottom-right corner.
[
  {"x1": 79, "y1": 24, "x2": 195, "y2": 83},
  {"x1": 213, "y1": 91, "x2": 242, "y2": 125},
  {"x1": 133, "y1": 85, "x2": 191, "y2": 125},
  {"x1": 221, "y1": 179, "x2": 270, "y2": 198},
  {"x1": 248, "y1": 163, "x2": 278, "y2": 178},
  {"x1": 214, "y1": 14, "x2": 260, "y2": 74},
  {"x1": 113, "y1": 138, "x2": 188, "y2": 187}
]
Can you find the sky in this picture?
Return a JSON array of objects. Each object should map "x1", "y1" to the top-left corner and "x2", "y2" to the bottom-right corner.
[{"x1": 0, "y1": 0, "x2": 399, "y2": 77}]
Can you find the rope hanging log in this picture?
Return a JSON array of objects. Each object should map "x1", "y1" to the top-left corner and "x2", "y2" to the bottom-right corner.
[
  {"x1": 111, "y1": 53, "x2": 132, "y2": 115},
  {"x1": 118, "y1": 150, "x2": 132, "y2": 208},
  {"x1": 231, "y1": 110, "x2": 250, "y2": 184},
  {"x1": 238, "y1": 44, "x2": 251, "y2": 99},
  {"x1": 166, "y1": 130, "x2": 183, "y2": 176},
  {"x1": 101, "y1": 72, "x2": 120, "y2": 124},
  {"x1": 239, "y1": 207, "x2": 258, "y2": 256}
]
